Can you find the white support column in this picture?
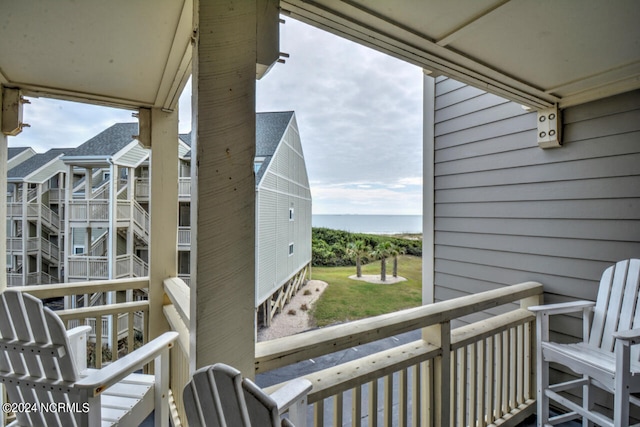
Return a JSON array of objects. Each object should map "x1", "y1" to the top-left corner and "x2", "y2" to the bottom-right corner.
[
  {"x1": 108, "y1": 163, "x2": 117, "y2": 279},
  {"x1": 21, "y1": 182, "x2": 28, "y2": 285},
  {"x1": 0, "y1": 87, "x2": 6, "y2": 291},
  {"x1": 190, "y1": 0, "x2": 257, "y2": 377},
  {"x1": 148, "y1": 108, "x2": 178, "y2": 340},
  {"x1": 422, "y1": 73, "x2": 436, "y2": 305}
]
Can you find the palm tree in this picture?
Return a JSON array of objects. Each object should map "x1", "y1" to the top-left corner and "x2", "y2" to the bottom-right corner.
[
  {"x1": 389, "y1": 244, "x2": 406, "y2": 278},
  {"x1": 346, "y1": 240, "x2": 369, "y2": 277},
  {"x1": 371, "y1": 241, "x2": 393, "y2": 282}
]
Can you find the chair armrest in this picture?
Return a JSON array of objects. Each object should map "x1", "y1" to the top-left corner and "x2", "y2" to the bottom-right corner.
[
  {"x1": 67, "y1": 325, "x2": 92, "y2": 341},
  {"x1": 75, "y1": 331, "x2": 178, "y2": 396},
  {"x1": 613, "y1": 328, "x2": 640, "y2": 345},
  {"x1": 528, "y1": 300, "x2": 595, "y2": 315},
  {"x1": 67, "y1": 326, "x2": 91, "y2": 374},
  {"x1": 270, "y1": 378, "x2": 313, "y2": 414}
]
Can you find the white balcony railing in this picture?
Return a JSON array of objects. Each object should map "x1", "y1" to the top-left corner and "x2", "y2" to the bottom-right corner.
[
  {"x1": 18, "y1": 278, "x2": 150, "y2": 369},
  {"x1": 69, "y1": 200, "x2": 109, "y2": 221},
  {"x1": 6, "y1": 273, "x2": 23, "y2": 287},
  {"x1": 178, "y1": 177, "x2": 191, "y2": 198},
  {"x1": 25, "y1": 271, "x2": 58, "y2": 285},
  {"x1": 6, "y1": 237, "x2": 22, "y2": 252},
  {"x1": 116, "y1": 254, "x2": 149, "y2": 278},
  {"x1": 67, "y1": 256, "x2": 109, "y2": 279},
  {"x1": 178, "y1": 226, "x2": 191, "y2": 247},
  {"x1": 135, "y1": 177, "x2": 150, "y2": 198},
  {"x1": 257, "y1": 281, "x2": 543, "y2": 427},
  {"x1": 25, "y1": 237, "x2": 60, "y2": 262}
]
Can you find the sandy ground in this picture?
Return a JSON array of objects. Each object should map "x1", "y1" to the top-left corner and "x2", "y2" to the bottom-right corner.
[
  {"x1": 257, "y1": 279, "x2": 328, "y2": 341},
  {"x1": 256, "y1": 274, "x2": 407, "y2": 341}
]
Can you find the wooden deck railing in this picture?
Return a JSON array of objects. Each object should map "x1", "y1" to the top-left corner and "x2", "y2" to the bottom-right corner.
[
  {"x1": 17, "y1": 278, "x2": 150, "y2": 369},
  {"x1": 163, "y1": 277, "x2": 191, "y2": 426},
  {"x1": 259, "y1": 281, "x2": 543, "y2": 427}
]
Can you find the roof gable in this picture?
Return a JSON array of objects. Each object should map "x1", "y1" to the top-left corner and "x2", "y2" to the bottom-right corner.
[{"x1": 7, "y1": 148, "x2": 68, "y2": 180}]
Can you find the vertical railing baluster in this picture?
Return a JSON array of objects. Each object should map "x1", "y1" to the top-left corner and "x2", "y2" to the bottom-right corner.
[
  {"x1": 509, "y1": 327, "x2": 517, "y2": 411},
  {"x1": 411, "y1": 363, "x2": 421, "y2": 427},
  {"x1": 352, "y1": 386, "x2": 362, "y2": 427},
  {"x1": 333, "y1": 393, "x2": 343, "y2": 427},
  {"x1": 494, "y1": 331, "x2": 503, "y2": 419},
  {"x1": 383, "y1": 374, "x2": 393, "y2": 427},
  {"x1": 314, "y1": 400, "x2": 324, "y2": 427},
  {"x1": 476, "y1": 340, "x2": 485, "y2": 427},
  {"x1": 486, "y1": 335, "x2": 495, "y2": 425},
  {"x1": 517, "y1": 324, "x2": 524, "y2": 405},
  {"x1": 369, "y1": 379, "x2": 378, "y2": 427},
  {"x1": 399, "y1": 368, "x2": 408, "y2": 426},
  {"x1": 468, "y1": 343, "x2": 477, "y2": 426}
]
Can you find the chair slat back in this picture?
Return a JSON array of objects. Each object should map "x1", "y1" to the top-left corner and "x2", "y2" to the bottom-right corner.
[
  {"x1": 0, "y1": 290, "x2": 79, "y2": 427},
  {"x1": 184, "y1": 363, "x2": 283, "y2": 427},
  {"x1": 588, "y1": 259, "x2": 640, "y2": 353}
]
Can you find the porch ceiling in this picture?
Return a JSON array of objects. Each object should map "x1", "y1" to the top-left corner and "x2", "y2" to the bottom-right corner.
[
  {"x1": 0, "y1": 0, "x2": 192, "y2": 110},
  {"x1": 282, "y1": 0, "x2": 640, "y2": 109},
  {"x1": 0, "y1": 1, "x2": 638, "y2": 111}
]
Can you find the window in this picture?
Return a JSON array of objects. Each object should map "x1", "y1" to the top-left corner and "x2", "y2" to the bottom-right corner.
[
  {"x1": 73, "y1": 245, "x2": 85, "y2": 255},
  {"x1": 288, "y1": 243, "x2": 294, "y2": 256},
  {"x1": 289, "y1": 207, "x2": 295, "y2": 221}
]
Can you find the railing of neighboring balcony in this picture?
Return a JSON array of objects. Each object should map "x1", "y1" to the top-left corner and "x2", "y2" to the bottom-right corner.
[
  {"x1": 178, "y1": 177, "x2": 191, "y2": 198},
  {"x1": 17, "y1": 278, "x2": 150, "y2": 369},
  {"x1": 257, "y1": 281, "x2": 543, "y2": 427}
]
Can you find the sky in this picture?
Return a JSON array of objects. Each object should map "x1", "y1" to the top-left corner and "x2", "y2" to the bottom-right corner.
[{"x1": 8, "y1": 18, "x2": 423, "y2": 215}]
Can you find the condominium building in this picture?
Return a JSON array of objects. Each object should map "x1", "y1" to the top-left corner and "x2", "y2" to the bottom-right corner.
[{"x1": 6, "y1": 112, "x2": 312, "y2": 325}]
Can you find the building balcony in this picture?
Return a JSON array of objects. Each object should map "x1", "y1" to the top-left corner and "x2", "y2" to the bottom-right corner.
[
  {"x1": 67, "y1": 254, "x2": 148, "y2": 281},
  {"x1": 178, "y1": 177, "x2": 191, "y2": 200},
  {"x1": 8, "y1": 278, "x2": 543, "y2": 427},
  {"x1": 178, "y1": 226, "x2": 191, "y2": 250},
  {"x1": 6, "y1": 202, "x2": 60, "y2": 231}
]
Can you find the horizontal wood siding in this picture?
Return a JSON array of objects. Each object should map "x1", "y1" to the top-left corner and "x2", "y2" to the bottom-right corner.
[
  {"x1": 256, "y1": 116, "x2": 312, "y2": 305},
  {"x1": 433, "y1": 79, "x2": 640, "y2": 344}
]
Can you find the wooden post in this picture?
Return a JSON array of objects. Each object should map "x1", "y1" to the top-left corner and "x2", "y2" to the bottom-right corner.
[
  {"x1": 148, "y1": 108, "x2": 179, "y2": 340},
  {"x1": 0, "y1": 86, "x2": 6, "y2": 291},
  {"x1": 423, "y1": 321, "x2": 451, "y2": 426},
  {"x1": 190, "y1": 0, "x2": 257, "y2": 377},
  {"x1": 422, "y1": 73, "x2": 436, "y2": 305}
]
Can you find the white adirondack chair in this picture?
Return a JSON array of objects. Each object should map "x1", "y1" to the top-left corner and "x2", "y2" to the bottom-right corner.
[
  {"x1": 0, "y1": 289, "x2": 178, "y2": 427},
  {"x1": 183, "y1": 363, "x2": 312, "y2": 427},
  {"x1": 530, "y1": 259, "x2": 640, "y2": 427}
]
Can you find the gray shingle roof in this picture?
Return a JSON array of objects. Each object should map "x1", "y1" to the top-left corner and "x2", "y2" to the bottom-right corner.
[
  {"x1": 8, "y1": 148, "x2": 68, "y2": 179},
  {"x1": 179, "y1": 133, "x2": 191, "y2": 146},
  {"x1": 256, "y1": 111, "x2": 293, "y2": 156},
  {"x1": 64, "y1": 122, "x2": 138, "y2": 158},
  {"x1": 8, "y1": 147, "x2": 31, "y2": 160},
  {"x1": 175, "y1": 112, "x2": 294, "y2": 173},
  {"x1": 255, "y1": 111, "x2": 294, "y2": 181}
]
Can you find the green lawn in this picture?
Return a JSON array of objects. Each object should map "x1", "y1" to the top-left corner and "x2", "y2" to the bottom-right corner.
[{"x1": 309, "y1": 255, "x2": 423, "y2": 327}]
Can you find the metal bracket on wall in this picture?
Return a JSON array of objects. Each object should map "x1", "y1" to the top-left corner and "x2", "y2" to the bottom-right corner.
[
  {"x1": 537, "y1": 106, "x2": 561, "y2": 148},
  {"x1": 2, "y1": 87, "x2": 30, "y2": 136}
]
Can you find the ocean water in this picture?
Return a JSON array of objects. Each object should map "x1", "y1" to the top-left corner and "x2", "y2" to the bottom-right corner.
[{"x1": 312, "y1": 214, "x2": 422, "y2": 234}]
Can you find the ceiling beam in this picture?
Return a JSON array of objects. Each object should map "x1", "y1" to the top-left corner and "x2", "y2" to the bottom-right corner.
[{"x1": 435, "y1": 0, "x2": 512, "y2": 47}]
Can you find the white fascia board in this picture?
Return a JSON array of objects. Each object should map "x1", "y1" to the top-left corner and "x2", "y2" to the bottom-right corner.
[
  {"x1": 111, "y1": 140, "x2": 150, "y2": 168},
  {"x1": 23, "y1": 156, "x2": 66, "y2": 184}
]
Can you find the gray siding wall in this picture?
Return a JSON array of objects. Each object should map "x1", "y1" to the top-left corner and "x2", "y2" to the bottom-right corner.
[
  {"x1": 256, "y1": 117, "x2": 312, "y2": 305},
  {"x1": 433, "y1": 79, "x2": 640, "y2": 341}
]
